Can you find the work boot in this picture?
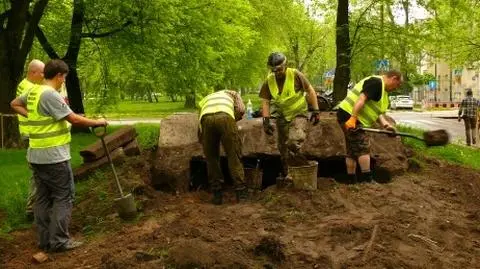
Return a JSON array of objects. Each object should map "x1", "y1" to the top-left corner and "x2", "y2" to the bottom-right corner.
[
  {"x1": 211, "y1": 191, "x2": 223, "y2": 205},
  {"x1": 360, "y1": 171, "x2": 375, "y2": 183},
  {"x1": 51, "y1": 240, "x2": 84, "y2": 253},
  {"x1": 346, "y1": 174, "x2": 357, "y2": 185},
  {"x1": 235, "y1": 188, "x2": 248, "y2": 203}
]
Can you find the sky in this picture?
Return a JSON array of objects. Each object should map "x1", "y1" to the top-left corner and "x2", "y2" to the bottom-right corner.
[{"x1": 302, "y1": 0, "x2": 430, "y2": 25}]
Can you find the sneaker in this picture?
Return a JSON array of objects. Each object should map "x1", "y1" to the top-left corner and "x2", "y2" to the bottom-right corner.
[{"x1": 52, "y1": 240, "x2": 84, "y2": 252}]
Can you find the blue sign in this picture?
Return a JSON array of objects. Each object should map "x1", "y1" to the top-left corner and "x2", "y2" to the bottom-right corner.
[
  {"x1": 375, "y1": 59, "x2": 390, "y2": 72},
  {"x1": 323, "y1": 69, "x2": 335, "y2": 78},
  {"x1": 428, "y1": 80, "x2": 437, "y2": 90}
]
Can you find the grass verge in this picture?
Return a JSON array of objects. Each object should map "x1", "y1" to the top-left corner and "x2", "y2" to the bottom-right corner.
[{"x1": 398, "y1": 125, "x2": 480, "y2": 170}]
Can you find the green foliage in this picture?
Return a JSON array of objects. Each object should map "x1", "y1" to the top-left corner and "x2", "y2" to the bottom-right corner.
[
  {"x1": 135, "y1": 124, "x2": 160, "y2": 150},
  {"x1": 409, "y1": 72, "x2": 436, "y2": 86}
]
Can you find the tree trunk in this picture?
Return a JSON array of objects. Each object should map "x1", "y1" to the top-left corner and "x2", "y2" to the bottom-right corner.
[
  {"x1": 333, "y1": 0, "x2": 351, "y2": 104},
  {"x1": 63, "y1": 0, "x2": 85, "y2": 115},
  {"x1": 184, "y1": 94, "x2": 196, "y2": 108},
  {"x1": 0, "y1": 0, "x2": 49, "y2": 148},
  {"x1": 64, "y1": 66, "x2": 85, "y2": 114}
]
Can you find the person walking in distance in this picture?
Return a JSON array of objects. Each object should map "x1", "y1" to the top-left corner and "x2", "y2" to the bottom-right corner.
[
  {"x1": 458, "y1": 88, "x2": 480, "y2": 146},
  {"x1": 11, "y1": 59, "x2": 107, "y2": 252}
]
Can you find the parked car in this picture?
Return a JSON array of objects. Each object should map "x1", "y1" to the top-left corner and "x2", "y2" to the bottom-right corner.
[{"x1": 390, "y1": 95, "x2": 414, "y2": 110}]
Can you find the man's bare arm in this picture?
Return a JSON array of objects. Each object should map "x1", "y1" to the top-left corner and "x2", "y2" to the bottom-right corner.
[
  {"x1": 261, "y1": 99, "x2": 270, "y2": 117},
  {"x1": 65, "y1": 113, "x2": 107, "y2": 127},
  {"x1": 306, "y1": 85, "x2": 319, "y2": 110},
  {"x1": 10, "y1": 97, "x2": 28, "y2": 117}
]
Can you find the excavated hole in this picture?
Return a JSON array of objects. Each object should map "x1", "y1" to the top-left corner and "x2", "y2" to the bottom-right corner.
[{"x1": 189, "y1": 156, "x2": 379, "y2": 191}]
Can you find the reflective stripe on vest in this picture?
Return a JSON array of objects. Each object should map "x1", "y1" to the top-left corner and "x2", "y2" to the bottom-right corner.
[
  {"x1": 16, "y1": 79, "x2": 36, "y2": 136},
  {"x1": 338, "y1": 76, "x2": 389, "y2": 127},
  {"x1": 267, "y1": 68, "x2": 307, "y2": 122},
  {"x1": 27, "y1": 85, "x2": 71, "y2": 149},
  {"x1": 199, "y1": 91, "x2": 235, "y2": 121}
]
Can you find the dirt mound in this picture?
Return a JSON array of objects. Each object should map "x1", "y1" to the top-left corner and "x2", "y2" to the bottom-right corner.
[{"x1": 2, "y1": 156, "x2": 480, "y2": 268}]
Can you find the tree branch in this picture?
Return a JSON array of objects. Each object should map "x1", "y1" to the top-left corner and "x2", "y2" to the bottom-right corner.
[
  {"x1": 0, "y1": 9, "x2": 9, "y2": 27},
  {"x1": 81, "y1": 20, "x2": 132, "y2": 38},
  {"x1": 35, "y1": 25, "x2": 60, "y2": 59},
  {"x1": 19, "y1": 0, "x2": 49, "y2": 71}
]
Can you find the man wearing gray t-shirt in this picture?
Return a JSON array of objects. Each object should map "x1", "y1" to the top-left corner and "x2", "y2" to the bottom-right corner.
[{"x1": 11, "y1": 59, "x2": 107, "y2": 252}]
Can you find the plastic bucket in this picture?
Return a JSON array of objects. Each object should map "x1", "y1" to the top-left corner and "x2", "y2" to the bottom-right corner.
[
  {"x1": 244, "y1": 168, "x2": 263, "y2": 190},
  {"x1": 288, "y1": 160, "x2": 318, "y2": 190}
]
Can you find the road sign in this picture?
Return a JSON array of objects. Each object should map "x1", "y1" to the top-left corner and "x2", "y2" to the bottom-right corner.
[
  {"x1": 375, "y1": 59, "x2": 390, "y2": 72},
  {"x1": 428, "y1": 80, "x2": 437, "y2": 90},
  {"x1": 323, "y1": 69, "x2": 335, "y2": 78}
]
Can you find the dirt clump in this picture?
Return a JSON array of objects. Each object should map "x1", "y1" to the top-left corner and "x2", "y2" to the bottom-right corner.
[{"x1": 254, "y1": 236, "x2": 286, "y2": 262}]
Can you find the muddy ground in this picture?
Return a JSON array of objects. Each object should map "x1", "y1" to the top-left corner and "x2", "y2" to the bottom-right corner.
[{"x1": 1, "y1": 155, "x2": 480, "y2": 269}]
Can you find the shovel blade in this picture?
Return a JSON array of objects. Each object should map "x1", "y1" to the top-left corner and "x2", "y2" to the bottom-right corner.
[{"x1": 423, "y1": 129, "x2": 449, "y2": 146}]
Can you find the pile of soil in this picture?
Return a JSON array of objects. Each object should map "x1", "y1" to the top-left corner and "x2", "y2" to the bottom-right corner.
[{"x1": 1, "y1": 155, "x2": 480, "y2": 268}]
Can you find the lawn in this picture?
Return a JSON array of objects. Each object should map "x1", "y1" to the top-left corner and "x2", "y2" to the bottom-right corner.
[{"x1": 84, "y1": 94, "x2": 263, "y2": 119}]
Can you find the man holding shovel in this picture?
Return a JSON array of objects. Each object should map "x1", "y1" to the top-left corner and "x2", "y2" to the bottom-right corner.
[
  {"x1": 11, "y1": 59, "x2": 107, "y2": 252},
  {"x1": 336, "y1": 70, "x2": 403, "y2": 184},
  {"x1": 259, "y1": 52, "x2": 321, "y2": 179}
]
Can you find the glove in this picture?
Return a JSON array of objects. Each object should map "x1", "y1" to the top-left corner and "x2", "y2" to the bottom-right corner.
[
  {"x1": 309, "y1": 110, "x2": 320, "y2": 125},
  {"x1": 344, "y1": 116, "x2": 357, "y2": 130},
  {"x1": 263, "y1": 117, "x2": 275, "y2": 135}
]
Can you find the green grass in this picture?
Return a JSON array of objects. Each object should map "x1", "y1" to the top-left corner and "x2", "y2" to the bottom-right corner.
[
  {"x1": 84, "y1": 94, "x2": 263, "y2": 119},
  {"x1": 85, "y1": 97, "x2": 195, "y2": 119},
  {"x1": 0, "y1": 124, "x2": 159, "y2": 234},
  {"x1": 398, "y1": 125, "x2": 480, "y2": 170}
]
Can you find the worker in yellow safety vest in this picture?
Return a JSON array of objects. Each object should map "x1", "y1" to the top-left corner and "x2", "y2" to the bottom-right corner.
[
  {"x1": 15, "y1": 59, "x2": 45, "y2": 220},
  {"x1": 336, "y1": 70, "x2": 403, "y2": 184},
  {"x1": 198, "y1": 90, "x2": 247, "y2": 205},
  {"x1": 11, "y1": 59, "x2": 107, "y2": 252},
  {"x1": 259, "y1": 52, "x2": 321, "y2": 178}
]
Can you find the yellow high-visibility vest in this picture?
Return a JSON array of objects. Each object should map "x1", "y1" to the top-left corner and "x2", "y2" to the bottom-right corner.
[
  {"x1": 267, "y1": 68, "x2": 307, "y2": 121},
  {"x1": 16, "y1": 79, "x2": 35, "y2": 137},
  {"x1": 338, "y1": 75, "x2": 389, "y2": 127},
  {"x1": 26, "y1": 85, "x2": 71, "y2": 148},
  {"x1": 199, "y1": 91, "x2": 235, "y2": 121}
]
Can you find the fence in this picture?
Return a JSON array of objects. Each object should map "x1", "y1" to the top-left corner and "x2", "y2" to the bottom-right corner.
[{"x1": 0, "y1": 113, "x2": 17, "y2": 149}]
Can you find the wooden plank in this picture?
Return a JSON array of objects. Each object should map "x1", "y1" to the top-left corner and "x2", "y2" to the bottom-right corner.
[
  {"x1": 80, "y1": 126, "x2": 137, "y2": 162},
  {"x1": 74, "y1": 147, "x2": 125, "y2": 181},
  {"x1": 124, "y1": 138, "x2": 141, "y2": 156}
]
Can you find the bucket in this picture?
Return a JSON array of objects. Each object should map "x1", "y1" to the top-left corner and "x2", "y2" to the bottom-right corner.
[
  {"x1": 114, "y1": 193, "x2": 137, "y2": 220},
  {"x1": 244, "y1": 168, "x2": 263, "y2": 190},
  {"x1": 288, "y1": 160, "x2": 318, "y2": 190}
]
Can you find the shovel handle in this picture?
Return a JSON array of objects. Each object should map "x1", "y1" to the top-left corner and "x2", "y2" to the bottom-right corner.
[
  {"x1": 92, "y1": 125, "x2": 107, "y2": 138},
  {"x1": 360, "y1": 127, "x2": 424, "y2": 141}
]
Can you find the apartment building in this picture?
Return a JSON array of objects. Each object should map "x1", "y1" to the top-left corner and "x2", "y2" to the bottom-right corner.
[{"x1": 415, "y1": 56, "x2": 480, "y2": 105}]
